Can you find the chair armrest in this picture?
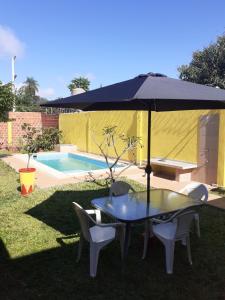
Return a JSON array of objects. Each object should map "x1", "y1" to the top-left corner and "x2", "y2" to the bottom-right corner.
[
  {"x1": 151, "y1": 217, "x2": 175, "y2": 224},
  {"x1": 97, "y1": 222, "x2": 125, "y2": 228},
  {"x1": 152, "y1": 208, "x2": 196, "y2": 224},
  {"x1": 86, "y1": 209, "x2": 102, "y2": 223},
  {"x1": 151, "y1": 217, "x2": 167, "y2": 224},
  {"x1": 151, "y1": 213, "x2": 179, "y2": 224}
]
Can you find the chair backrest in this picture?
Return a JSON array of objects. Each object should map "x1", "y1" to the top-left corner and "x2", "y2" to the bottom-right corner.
[
  {"x1": 175, "y1": 210, "x2": 195, "y2": 238},
  {"x1": 179, "y1": 183, "x2": 208, "y2": 203},
  {"x1": 109, "y1": 181, "x2": 134, "y2": 197},
  {"x1": 72, "y1": 202, "x2": 95, "y2": 242}
]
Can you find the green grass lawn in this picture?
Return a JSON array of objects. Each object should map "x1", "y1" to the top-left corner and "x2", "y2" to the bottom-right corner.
[{"x1": 0, "y1": 159, "x2": 225, "y2": 300}]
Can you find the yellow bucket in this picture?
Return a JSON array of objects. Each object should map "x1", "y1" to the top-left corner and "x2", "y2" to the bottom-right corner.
[{"x1": 19, "y1": 168, "x2": 36, "y2": 196}]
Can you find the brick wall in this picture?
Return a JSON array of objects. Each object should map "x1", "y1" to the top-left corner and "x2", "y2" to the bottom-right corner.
[
  {"x1": 0, "y1": 122, "x2": 8, "y2": 148},
  {"x1": 41, "y1": 113, "x2": 59, "y2": 128},
  {"x1": 0, "y1": 112, "x2": 59, "y2": 150}
]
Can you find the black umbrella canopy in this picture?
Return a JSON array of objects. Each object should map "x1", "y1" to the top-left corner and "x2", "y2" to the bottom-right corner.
[
  {"x1": 43, "y1": 72, "x2": 225, "y2": 205},
  {"x1": 43, "y1": 73, "x2": 225, "y2": 111}
]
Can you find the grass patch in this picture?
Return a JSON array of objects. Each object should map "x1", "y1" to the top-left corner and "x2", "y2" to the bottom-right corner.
[{"x1": 0, "y1": 159, "x2": 224, "y2": 299}]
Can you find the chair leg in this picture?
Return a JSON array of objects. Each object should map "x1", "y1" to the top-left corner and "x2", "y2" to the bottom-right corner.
[
  {"x1": 186, "y1": 235, "x2": 192, "y2": 265},
  {"x1": 165, "y1": 241, "x2": 175, "y2": 274},
  {"x1": 181, "y1": 237, "x2": 186, "y2": 246},
  {"x1": 90, "y1": 244, "x2": 101, "y2": 278},
  {"x1": 76, "y1": 235, "x2": 84, "y2": 263},
  {"x1": 142, "y1": 220, "x2": 150, "y2": 259},
  {"x1": 194, "y1": 213, "x2": 200, "y2": 238}
]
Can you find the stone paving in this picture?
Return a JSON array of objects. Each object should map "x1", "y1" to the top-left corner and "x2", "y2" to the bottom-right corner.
[{"x1": 1, "y1": 152, "x2": 222, "y2": 205}]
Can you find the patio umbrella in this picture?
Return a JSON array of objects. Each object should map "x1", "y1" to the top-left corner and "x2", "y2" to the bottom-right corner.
[{"x1": 42, "y1": 72, "x2": 225, "y2": 204}]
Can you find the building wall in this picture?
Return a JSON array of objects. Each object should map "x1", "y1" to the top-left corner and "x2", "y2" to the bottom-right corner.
[
  {"x1": 59, "y1": 109, "x2": 225, "y2": 186},
  {"x1": 59, "y1": 111, "x2": 138, "y2": 161},
  {"x1": 0, "y1": 121, "x2": 9, "y2": 148},
  {"x1": 217, "y1": 110, "x2": 225, "y2": 187},
  {"x1": 150, "y1": 110, "x2": 212, "y2": 163},
  {"x1": 0, "y1": 112, "x2": 59, "y2": 150},
  {"x1": 41, "y1": 113, "x2": 59, "y2": 128}
]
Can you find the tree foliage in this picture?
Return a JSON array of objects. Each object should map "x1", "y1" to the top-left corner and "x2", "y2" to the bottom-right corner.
[
  {"x1": 21, "y1": 123, "x2": 62, "y2": 168},
  {"x1": 21, "y1": 123, "x2": 41, "y2": 168},
  {"x1": 36, "y1": 127, "x2": 62, "y2": 151},
  {"x1": 0, "y1": 81, "x2": 14, "y2": 121},
  {"x1": 178, "y1": 34, "x2": 225, "y2": 88},
  {"x1": 68, "y1": 76, "x2": 90, "y2": 92},
  {"x1": 24, "y1": 77, "x2": 39, "y2": 97},
  {"x1": 15, "y1": 77, "x2": 47, "y2": 112}
]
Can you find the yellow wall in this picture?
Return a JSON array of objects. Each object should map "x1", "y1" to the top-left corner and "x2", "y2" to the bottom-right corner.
[
  {"x1": 7, "y1": 121, "x2": 12, "y2": 145},
  {"x1": 217, "y1": 111, "x2": 225, "y2": 186},
  {"x1": 59, "y1": 111, "x2": 138, "y2": 161},
  {"x1": 59, "y1": 112, "x2": 89, "y2": 152},
  {"x1": 151, "y1": 110, "x2": 213, "y2": 163},
  {"x1": 59, "y1": 110, "x2": 225, "y2": 185}
]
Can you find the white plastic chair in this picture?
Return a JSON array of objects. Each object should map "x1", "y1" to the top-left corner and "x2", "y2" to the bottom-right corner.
[
  {"x1": 72, "y1": 202, "x2": 124, "y2": 278},
  {"x1": 151, "y1": 209, "x2": 195, "y2": 274},
  {"x1": 109, "y1": 181, "x2": 135, "y2": 197},
  {"x1": 179, "y1": 183, "x2": 208, "y2": 237},
  {"x1": 109, "y1": 181, "x2": 135, "y2": 247}
]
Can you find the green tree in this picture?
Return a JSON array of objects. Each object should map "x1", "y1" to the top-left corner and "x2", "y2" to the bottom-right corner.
[
  {"x1": 24, "y1": 77, "x2": 39, "y2": 98},
  {"x1": 21, "y1": 123, "x2": 41, "y2": 168},
  {"x1": 68, "y1": 76, "x2": 90, "y2": 92},
  {"x1": 0, "y1": 81, "x2": 14, "y2": 121},
  {"x1": 178, "y1": 34, "x2": 225, "y2": 88},
  {"x1": 15, "y1": 77, "x2": 47, "y2": 112},
  {"x1": 15, "y1": 86, "x2": 33, "y2": 111}
]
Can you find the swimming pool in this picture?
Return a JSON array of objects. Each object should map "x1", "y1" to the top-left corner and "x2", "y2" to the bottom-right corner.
[{"x1": 33, "y1": 152, "x2": 123, "y2": 174}]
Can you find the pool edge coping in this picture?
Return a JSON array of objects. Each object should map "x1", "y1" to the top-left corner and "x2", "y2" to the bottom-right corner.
[{"x1": 13, "y1": 152, "x2": 130, "y2": 179}]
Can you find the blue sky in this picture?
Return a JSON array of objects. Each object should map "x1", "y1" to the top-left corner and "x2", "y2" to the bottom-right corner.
[{"x1": 0, "y1": 0, "x2": 225, "y2": 99}]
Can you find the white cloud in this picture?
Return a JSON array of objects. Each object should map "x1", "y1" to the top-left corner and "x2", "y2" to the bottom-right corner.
[
  {"x1": 38, "y1": 87, "x2": 55, "y2": 99},
  {"x1": 0, "y1": 25, "x2": 25, "y2": 58}
]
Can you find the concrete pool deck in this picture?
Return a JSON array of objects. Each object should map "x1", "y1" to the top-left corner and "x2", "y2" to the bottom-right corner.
[{"x1": 1, "y1": 152, "x2": 222, "y2": 204}]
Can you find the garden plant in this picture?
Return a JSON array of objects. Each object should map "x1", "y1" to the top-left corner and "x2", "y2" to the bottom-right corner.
[{"x1": 90, "y1": 125, "x2": 142, "y2": 184}]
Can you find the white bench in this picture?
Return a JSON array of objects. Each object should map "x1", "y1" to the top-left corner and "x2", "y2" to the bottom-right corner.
[{"x1": 150, "y1": 158, "x2": 198, "y2": 182}]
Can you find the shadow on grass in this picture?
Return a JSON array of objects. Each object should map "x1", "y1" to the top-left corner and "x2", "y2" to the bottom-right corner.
[
  {"x1": 1, "y1": 204, "x2": 225, "y2": 299},
  {"x1": 0, "y1": 238, "x2": 142, "y2": 299},
  {"x1": 0, "y1": 238, "x2": 10, "y2": 261},
  {"x1": 26, "y1": 188, "x2": 109, "y2": 235}
]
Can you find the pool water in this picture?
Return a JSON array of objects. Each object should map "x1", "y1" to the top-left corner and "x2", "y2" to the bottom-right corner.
[{"x1": 34, "y1": 153, "x2": 122, "y2": 174}]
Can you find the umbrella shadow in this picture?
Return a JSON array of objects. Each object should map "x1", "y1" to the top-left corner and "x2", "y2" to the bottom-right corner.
[
  {"x1": 0, "y1": 238, "x2": 10, "y2": 262},
  {"x1": 25, "y1": 188, "x2": 108, "y2": 235}
]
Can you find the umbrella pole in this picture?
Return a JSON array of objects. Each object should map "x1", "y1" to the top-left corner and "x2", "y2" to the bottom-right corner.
[{"x1": 146, "y1": 108, "x2": 152, "y2": 205}]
